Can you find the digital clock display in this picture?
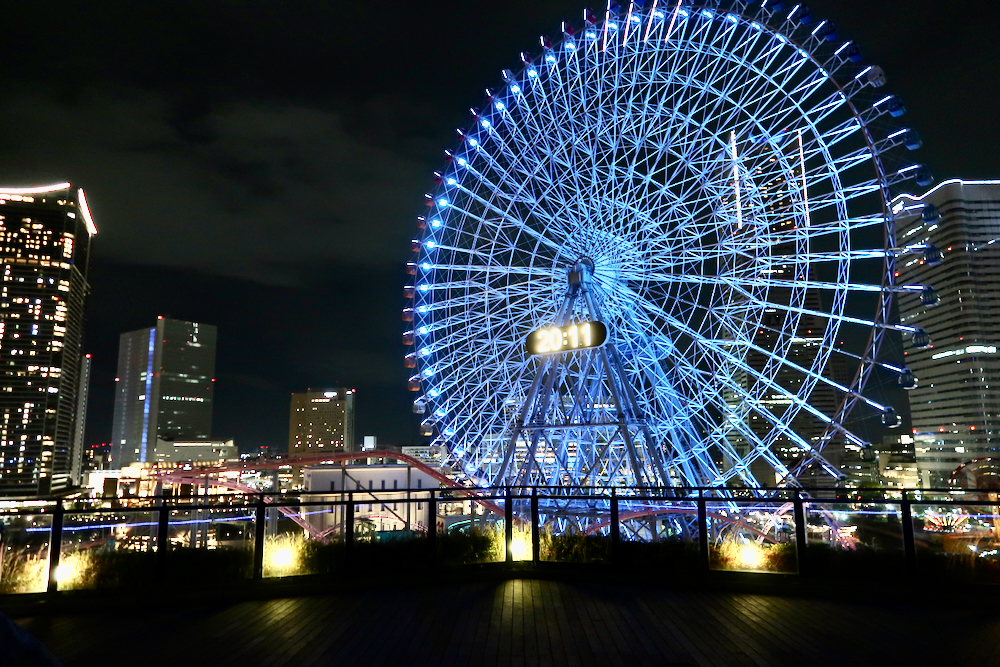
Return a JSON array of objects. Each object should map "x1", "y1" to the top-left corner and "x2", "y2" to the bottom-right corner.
[{"x1": 526, "y1": 321, "x2": 608, "y2": 355}]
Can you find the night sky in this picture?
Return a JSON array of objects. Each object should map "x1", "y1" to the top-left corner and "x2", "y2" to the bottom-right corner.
[{"x1": 0, "y1": 1, "x2": 997, "y2": 452}]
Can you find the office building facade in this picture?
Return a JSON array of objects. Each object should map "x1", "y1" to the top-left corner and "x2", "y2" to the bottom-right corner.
[
  {"x1": 111, "y1": 318, "x2": 217, "y2": 467},
  {"x1": 0, "y1": 183, "x2": 96, "y2": 497},
  {"x1": 289, "y1": 388, "x2": 355, "y2": 454},
  {"x1": 721, "y1": 154, "x2": 847, "y2": 487},
  {"x1": 150, "y1": 438, "x2": 236, "y2": 465},
  {"x1": 893, "y1": 180, "x2": 1000, "y2": 487}
]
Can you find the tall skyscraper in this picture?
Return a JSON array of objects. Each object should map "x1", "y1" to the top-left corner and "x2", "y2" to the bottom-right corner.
[
  {"x1": 893, "y1": 180, "x2": 1000, "y2": 488},
  {"x1": 111, "y1": 318, "x2": 217, "y2": 467},
  {"x1": 0, "y1": 183, "x2": 96, "y2": 497},
  {"x1": 288, "y1": 388, "x2": 355, "y2": 454},
  {"x1": 70, "y1": 353, "x2": 92, "y2": 486},
  {"x1": 720, "y1": 150, "x2": 846, "y2": 487}
]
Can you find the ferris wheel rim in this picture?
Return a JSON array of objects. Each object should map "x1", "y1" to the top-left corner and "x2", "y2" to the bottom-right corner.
[{"x1": 404, "y1": 0, "x2": 934, "y2": 490}]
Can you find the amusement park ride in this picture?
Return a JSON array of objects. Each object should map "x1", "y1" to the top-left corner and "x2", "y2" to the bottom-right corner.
[{"x1": 399, "y1": 0, "x2": 946, "y2": 538}]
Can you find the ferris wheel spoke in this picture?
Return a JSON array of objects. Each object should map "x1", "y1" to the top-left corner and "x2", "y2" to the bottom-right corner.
[
  {"x1": 623, "y1": 283, "x2": 868, "y2": 427},
  {"x1": 618, "y1": 270, "x2": 916, "y2": 296},
  {"x1": 444, "y1": 199, "x2": 569, "y2": 259},
  {"x1": 717, "y1": 362, "x2": 868, "y2": 467},
  {"x1": 424, "y1": 264, "x2": 561, "y2": 278}
]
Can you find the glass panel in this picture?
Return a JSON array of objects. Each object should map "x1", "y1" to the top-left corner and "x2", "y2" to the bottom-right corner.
[
  {"x1": 262, "y1": 498, "x2": 346, "y2": 578},
  {"x1": 707, "y1": 499, "x2": 797, "y2": 574},
  {"x1": 804, "y1": 501, "x2": 905, "y2": 575},
  {"x1": 437, "y1": 493, "x2": 502, "y2": 563},
  {"x1": 0, "y1": 511, "x2": 52, "y2": 594},
  {"x1": 912, "y1": 495, "x2": 1000, "y2": 583},
  {"x1": 58, "y1": 509, "x2": 155, "y2": 591},
  {"x1": 616, "y1": 497, "x2": 701, "y2": 568},
  {"x1": 539, "y1": 491, "x2": 611, "y2": 563},
  {"x1": 166, "y1": 502, "x2": 254, "y2": 582},
  {"x1": 340, "y1": 489, "x2": 436, "y2": 565}
]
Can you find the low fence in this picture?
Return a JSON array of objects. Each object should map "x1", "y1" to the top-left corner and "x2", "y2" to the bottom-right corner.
[{"x1": 3, "y1": 485, "x2": 999, "y2": 594}]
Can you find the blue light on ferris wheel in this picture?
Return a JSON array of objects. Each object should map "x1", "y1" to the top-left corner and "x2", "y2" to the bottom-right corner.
[{"x1": 403, "y1": 0, "x2": 921, "y2": 496}]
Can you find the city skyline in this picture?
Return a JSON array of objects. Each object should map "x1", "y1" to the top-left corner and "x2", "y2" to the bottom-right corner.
[{"x1": 0, "y1": 1, "x2": 997, "y2": 455}]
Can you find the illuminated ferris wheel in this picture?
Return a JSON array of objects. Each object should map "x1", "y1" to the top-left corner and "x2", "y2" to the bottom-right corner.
[{"x1": 403, "y1": 0, "x2": 939, "y2": 491}]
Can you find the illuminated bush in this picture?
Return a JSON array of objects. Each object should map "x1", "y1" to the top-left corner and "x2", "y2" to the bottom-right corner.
[
  {"x1": 0, "y1": 547, "x2": 48, "y2": 594},
  {"x1": 711, "y1": 536, "x2": 796, "y2": 573}
]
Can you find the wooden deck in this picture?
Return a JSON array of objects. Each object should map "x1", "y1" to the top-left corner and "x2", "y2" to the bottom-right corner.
[{"x1": 11, "y1": 578, "x2": 1000, "y2": 666}]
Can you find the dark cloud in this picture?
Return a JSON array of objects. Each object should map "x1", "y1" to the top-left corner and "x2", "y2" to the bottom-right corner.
[
  {"x1": 0, "y1": 89, "x2": 429, "y2": 284},
  {"x1": 0, "y1": 0, "x2": 996, "y2": 451}
]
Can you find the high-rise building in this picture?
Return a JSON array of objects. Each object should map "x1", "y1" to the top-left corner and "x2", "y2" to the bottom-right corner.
[
  {"x1": 893, "y1": 180, "x2": 1000, "y2": 488},
  {"x1": 70, "y1": 352, "x2": 92, "y2": 485},
  {"x1": 0, "y1": 183, "x2": 96, "y2": 497},
  {"x1": 288, "y1": 388, "x2": 355, "y2": 454},
  {"x1": 720, "y1": 149, "x2": 846, "y2": 487},
  {"x1": 111, "y1": 318, "x2": 217, "y2": 467}
]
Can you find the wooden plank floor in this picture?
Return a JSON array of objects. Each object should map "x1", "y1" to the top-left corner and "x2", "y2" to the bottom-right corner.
[{"x1": 11, "y1": 579, "x2": 1000, "y2": 666}]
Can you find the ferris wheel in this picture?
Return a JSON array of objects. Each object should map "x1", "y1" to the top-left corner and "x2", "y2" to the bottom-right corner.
[{"x1": 403, "y1": 0, "x2": 938, "y2": 491}]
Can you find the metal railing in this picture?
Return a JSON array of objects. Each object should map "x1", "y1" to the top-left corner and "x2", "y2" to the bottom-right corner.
[{"x1": 2, "y1": 485, "x2": 998, "y2": 593}]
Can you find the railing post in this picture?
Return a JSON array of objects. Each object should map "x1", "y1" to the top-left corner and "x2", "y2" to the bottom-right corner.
[
  {"x1": 157, "y1": 497, "x2": 170, "y2": 572},
  {"x1": 697, "y1": 489, "x2": 709, "y2": 571},
  {"x1": 47, "y1": 500, "x2": 64, "y2": 593},
  {"x1": 344, "y1": 492, "x2": 354, "y2": 564},
  {"x1": 530, "y1": 487, "x2": 540, "y2": 563},
  {"x1": 427, "y1": 490, "x2": 437, "y2": 561},
  {"x1": 901, "y1": 493, "x2": 916, "y2": 570},
  {"x1": 505, "y1": 486, "x2": 513, "y2": 564},
  {"x1": 610, "y1": 488, "x2": 620, "y2": 563},
  {"x1": 252, "y1": 494, "x2": 266, "y2": 580},
  {"x1": 793, "y1": 490, "x2": 808, "y2": 576}
]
